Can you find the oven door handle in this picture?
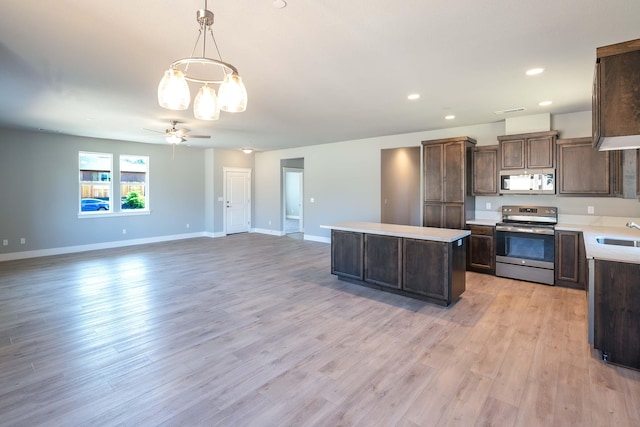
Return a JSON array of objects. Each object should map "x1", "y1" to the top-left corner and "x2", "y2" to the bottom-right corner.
[{"x1": 495, "y1": 225, "x2": 555, "y2": 235}]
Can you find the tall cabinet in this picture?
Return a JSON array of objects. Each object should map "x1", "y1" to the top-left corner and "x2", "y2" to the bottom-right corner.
[{"x1": 422, "y1": 136, "x2": 476, "y2": 229}]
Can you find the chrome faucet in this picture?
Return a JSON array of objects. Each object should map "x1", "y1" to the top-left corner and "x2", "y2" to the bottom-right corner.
[{"x1": 627, "y1": 221, "x2": 640, "y2": 231}]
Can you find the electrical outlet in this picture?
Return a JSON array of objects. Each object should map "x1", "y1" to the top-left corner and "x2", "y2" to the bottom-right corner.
[
  {"x1": 186, "y1": 223, "x2": 190, "y2": 229},
  {"x1": 310, "y1": 197, "x2": 315, "y2": 203},
  {"x1": 268, "y1": 220, "x2": 272, "y2": 226},
  {"x1": 122, "y1": 229, "x2": 127, "y2": 235},
  {"x1": 2, "y1": 239, "x2": 8, "y2": 246},
  {"x1": 20, "y1": 237, "x2": 26, "y2": 244},
  {"x1": 587, "y1": 206, "x2": 594, "y2": 214},
  {"x1": 485, "y1": 202, "x2": 492, "y2": 210}
]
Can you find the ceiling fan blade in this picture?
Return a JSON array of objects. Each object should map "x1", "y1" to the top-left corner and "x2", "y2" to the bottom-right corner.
[
  {"x1": 175, "y1": 128, "x2": 190, "y2": 137},
  {"x1": 185, "y1": 134, "x2": 211, "y2": 139},
  {"x1": 143, "y1": 128, "x2": 165, "y2": 134}
]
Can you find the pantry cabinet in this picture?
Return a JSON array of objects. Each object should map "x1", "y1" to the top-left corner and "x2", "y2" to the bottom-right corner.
[{"x1": 422, "y1": 136, "x2": 476, "y2": 229}]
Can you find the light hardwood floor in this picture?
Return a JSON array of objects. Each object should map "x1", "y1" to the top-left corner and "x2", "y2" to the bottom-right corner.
[{"x1": 0, "y1": 233, "x2": 638, "y2": 426}]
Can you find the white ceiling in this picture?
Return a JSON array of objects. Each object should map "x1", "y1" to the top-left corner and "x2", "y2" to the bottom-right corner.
[{"x1": 0, "y1": 0, "x2": 639, "y2": 151}]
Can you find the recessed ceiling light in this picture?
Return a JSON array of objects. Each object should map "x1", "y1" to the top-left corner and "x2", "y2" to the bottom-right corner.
[
  {"x1": 407, "y1": 94, "x2": 420, "y2": 100},
  {"x1": 445, "y1": 115, "x2": 455, "y2": 120},
  {"x1": 538, "y1": 100, "x2": 553, "y2": 106},
  {"x1": 526, "y1": 68, "x2": 544, "y2": 76},
  {"x1": 273, "y1": 0, "x2": 287, "y2": 9},
  {"x1": 242, "y1": 148, "x2": 254, "y2": 154}
]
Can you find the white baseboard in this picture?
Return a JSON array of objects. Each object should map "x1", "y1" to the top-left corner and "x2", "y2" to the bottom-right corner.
[
  {"x1": 251, "y1": 228, "x2": 285, "y2": 236},
  {"x1": 303, "y1": 234, "x2": 330, "y2": 244},
  {"x1": 0, "y1": 232, "x2": 207, "y2": 262}
]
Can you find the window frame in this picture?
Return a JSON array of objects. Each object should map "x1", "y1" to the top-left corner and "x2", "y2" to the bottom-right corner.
[
  {"x1": 119, "y1": 154, "x2": 150, "y2": 213},
  {"x1": 79, "y1": 151, "x2": 113, "y2": 216}
]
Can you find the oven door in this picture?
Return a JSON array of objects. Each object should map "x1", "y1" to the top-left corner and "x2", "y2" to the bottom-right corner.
[{"x1": 495, "y1": 225, "x2": 555, "y2": 269}]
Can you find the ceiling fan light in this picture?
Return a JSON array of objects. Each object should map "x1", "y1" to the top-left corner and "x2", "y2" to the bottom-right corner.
[
  {"x1": 166, "y1": 134, "x2": 183, "y2": 144},
  {"x1": 158, "y1": 69, "x2": 190, "y2": 110},
  {"x1": 218, "y1": 73, "x2": 248, "y2": 112},
  {"x1": 194, "y1": 84, "x2": 220, "y2": 120}
]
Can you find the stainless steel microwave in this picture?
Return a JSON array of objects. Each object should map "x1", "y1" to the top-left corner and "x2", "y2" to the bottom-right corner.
[{"x1": 499, "y1": 169, "x2": 555, "y2": 194}]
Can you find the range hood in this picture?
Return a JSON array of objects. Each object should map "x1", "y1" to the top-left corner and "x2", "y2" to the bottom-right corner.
[{"x1": 593, "y1": 38, "x2": 640, "y2": 151}]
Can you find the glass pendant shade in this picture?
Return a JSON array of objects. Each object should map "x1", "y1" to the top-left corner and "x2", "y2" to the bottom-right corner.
[
  {"x1": 158, "y1": 69, "x2": 190, "y2": 110},
  {"x1": 218, "y1": 73, "x2": 248, "y2": 112},
  {"x1": 193, "y1": 84, "x2": 220, "y2": 120}
]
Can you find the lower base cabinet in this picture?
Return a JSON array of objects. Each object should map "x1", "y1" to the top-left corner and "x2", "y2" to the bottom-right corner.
[
  {"x1": 467, "y1": 225, "x2": 495, "y2": 273},
  {"x1": 331, "y1": 230, "x2": 363, "y2": 280},
  {"x1": 331, "y1": 230, "x2": 466, "y2": 306},
  {"x1": 364, "y1": 234, "x2": 402, "y2": 289},
  {"x1": 594, "y1": 260, "x2": 640, "y2": 370},
  {"x1": 555, "y1": 231, "x2": 587, "y2": 289}
]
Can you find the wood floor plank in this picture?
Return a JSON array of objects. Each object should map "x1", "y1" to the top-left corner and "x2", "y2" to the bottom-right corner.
[{"x1": 1, "y1": 234, "x2": 639, "y2": 426}]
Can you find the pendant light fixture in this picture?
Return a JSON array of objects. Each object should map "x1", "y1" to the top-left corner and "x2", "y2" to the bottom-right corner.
[{"x1": 157, "y1": 0, "x2": 247, "y2": 120}]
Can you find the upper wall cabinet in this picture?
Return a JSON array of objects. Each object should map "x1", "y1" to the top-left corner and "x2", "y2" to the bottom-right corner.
[
  {"x1": 593, "y1": 38, "x2": 640, "y2": 151},
  {"x1": 557, "y1": 137, "x2": 622, "y2": 196},
  {"x1": 472, "y1": 145, "x2": 499, "y2": 195},
  {"x1": 498, "y1": 130, "x2": 558, "y2": 170}
]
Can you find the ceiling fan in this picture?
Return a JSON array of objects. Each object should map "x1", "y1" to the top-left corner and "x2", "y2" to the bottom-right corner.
[{"x1": 145, "y1": 120, "x2": 211, "y2": 144}]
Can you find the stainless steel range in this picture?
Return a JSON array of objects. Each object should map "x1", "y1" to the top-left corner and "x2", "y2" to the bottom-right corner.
[{"x1": 495, "y1": 205, "x2": 557, "y2": 285}]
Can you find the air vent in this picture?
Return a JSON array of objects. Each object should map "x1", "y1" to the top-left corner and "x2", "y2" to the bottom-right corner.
[{"x1": 494, "y1": 107, "x2": 526, "y2": 115}]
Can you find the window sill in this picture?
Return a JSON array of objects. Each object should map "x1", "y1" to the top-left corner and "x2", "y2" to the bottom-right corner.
[{"x1": 78, "y1": 210, "x2": 151, "y2": 219}]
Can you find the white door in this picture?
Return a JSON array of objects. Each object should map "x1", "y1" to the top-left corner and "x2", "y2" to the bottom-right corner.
[{"x1": 224, "y1": 168, "x2": 251, "y2": 234}]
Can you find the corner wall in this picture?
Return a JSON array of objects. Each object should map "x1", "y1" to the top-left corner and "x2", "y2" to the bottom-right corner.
[{"x1": 0, "y1": 127, "x2": 206, "y2": 257}]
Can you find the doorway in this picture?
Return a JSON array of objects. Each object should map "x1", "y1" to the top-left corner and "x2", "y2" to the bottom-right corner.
[
  {"x1": 282, "y1": 161, "x2": 304, "y2": 236},
  {"x1": 223, "y1": 167, "x2": 251, "y2": 235}
]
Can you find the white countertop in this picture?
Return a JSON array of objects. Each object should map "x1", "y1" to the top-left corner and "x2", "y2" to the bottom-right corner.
[
  {"x1": 321, "y1": 222, "x2": 470, "y2": 243},
  {"x1": 557, "y1": 223, "x2": 640, "y2": 264}
]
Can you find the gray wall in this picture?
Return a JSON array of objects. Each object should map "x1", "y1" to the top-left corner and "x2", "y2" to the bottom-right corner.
[
  {"x1": 0, "y1": 127, "x2": 206, "y2": 254},
  {"x1": 381, "y1": 147, "x2": 421, "y2": 226},
  {"x1": 254, "y1": 111, "x2": 640, "y2": 239},
  {"x1": 210, "y1": 149, "x2": 254, "y2": 233}
]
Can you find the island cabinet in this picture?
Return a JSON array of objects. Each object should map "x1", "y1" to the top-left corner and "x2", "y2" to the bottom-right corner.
[
  {"x1": 331, "y1": 230, "x2": 363, "y2": 280},
  {"x1": 594, "y1": 260, "x2": 640, "y2": 370},
  {"x1": 637, "y1": 150, "x2": 640, "y2": 197},
  {"x1": 498, "y1": 130, "x2": 558, "y2": 170},
  {"x1": 472, "y1": 146, "x2": 499, "y2": 195},
  {"x1": 325, "y1": 223, "x2": 469, "y2": 306},
  {"x1": 364, "y1": 234, "x2": 402, "y2": 289},
  {"x1": 554, "y1": 230, "x2": 586, "y2": 290},
  {"x1": 593, "y1": 38, "x2": 640, "y2": 150},
  {"x1": 467, "y1": 225, "x2": 495, "y2": 274},
  {"x1": 557, "y1": 137, "x2": 622, "y2": 196},
  {"x1": 422, "y1": 136, "x2": 476, "y2": 229},
  {"x1": 403, "y1": 238, "x2": 465, "y2": 304}
]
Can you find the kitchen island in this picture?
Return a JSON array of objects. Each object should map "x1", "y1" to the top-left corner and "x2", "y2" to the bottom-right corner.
[{"x1": 321, "y1": 222, "x2": 470, "y2": 306}]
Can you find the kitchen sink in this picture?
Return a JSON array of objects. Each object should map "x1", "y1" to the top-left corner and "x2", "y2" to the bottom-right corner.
[{"x1": 596, "y1": 237, "x2": 640, "y2": 247}]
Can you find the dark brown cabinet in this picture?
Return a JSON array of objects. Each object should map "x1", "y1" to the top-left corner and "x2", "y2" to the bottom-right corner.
[
  {"x1": 472, "y1": 146, "x2": 499, "y2": 195},
  {"x1": 593, "y1": 38, "x2": 640, "y2": 151},
  {"x1": 594, "y1": 260, "x2": 640, "y2": 369},
  {"x1": 364, "y1": 234, "x2": 402, "y2": 289},
  {"x1": 422, "y1": 136, "x2": 476, "y2": 229},
  {"x1": 498, "y1": 131, "x2": 558, "y2": 170},
  {"x1": 557, "y1": 137, "x2": 623, "y2": 196},
  {"x1": 402, "y1": 237, "x2": 465, "y2": 305},
  {"x1": 331, "y1": 230, "x2": 363, "y2": 280},
  {"x1": 467, "y1": 225, "x2": 495, "y2": 274},
  {"x1": 637, "y1": 150, "x2": 640, "y2": 197},
  {"x1": 554, "y1": 230, "x2": 586, "y2": 290},
  {"x1": 330, "y1": 228, "x2": 467, "y2": 306}
]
